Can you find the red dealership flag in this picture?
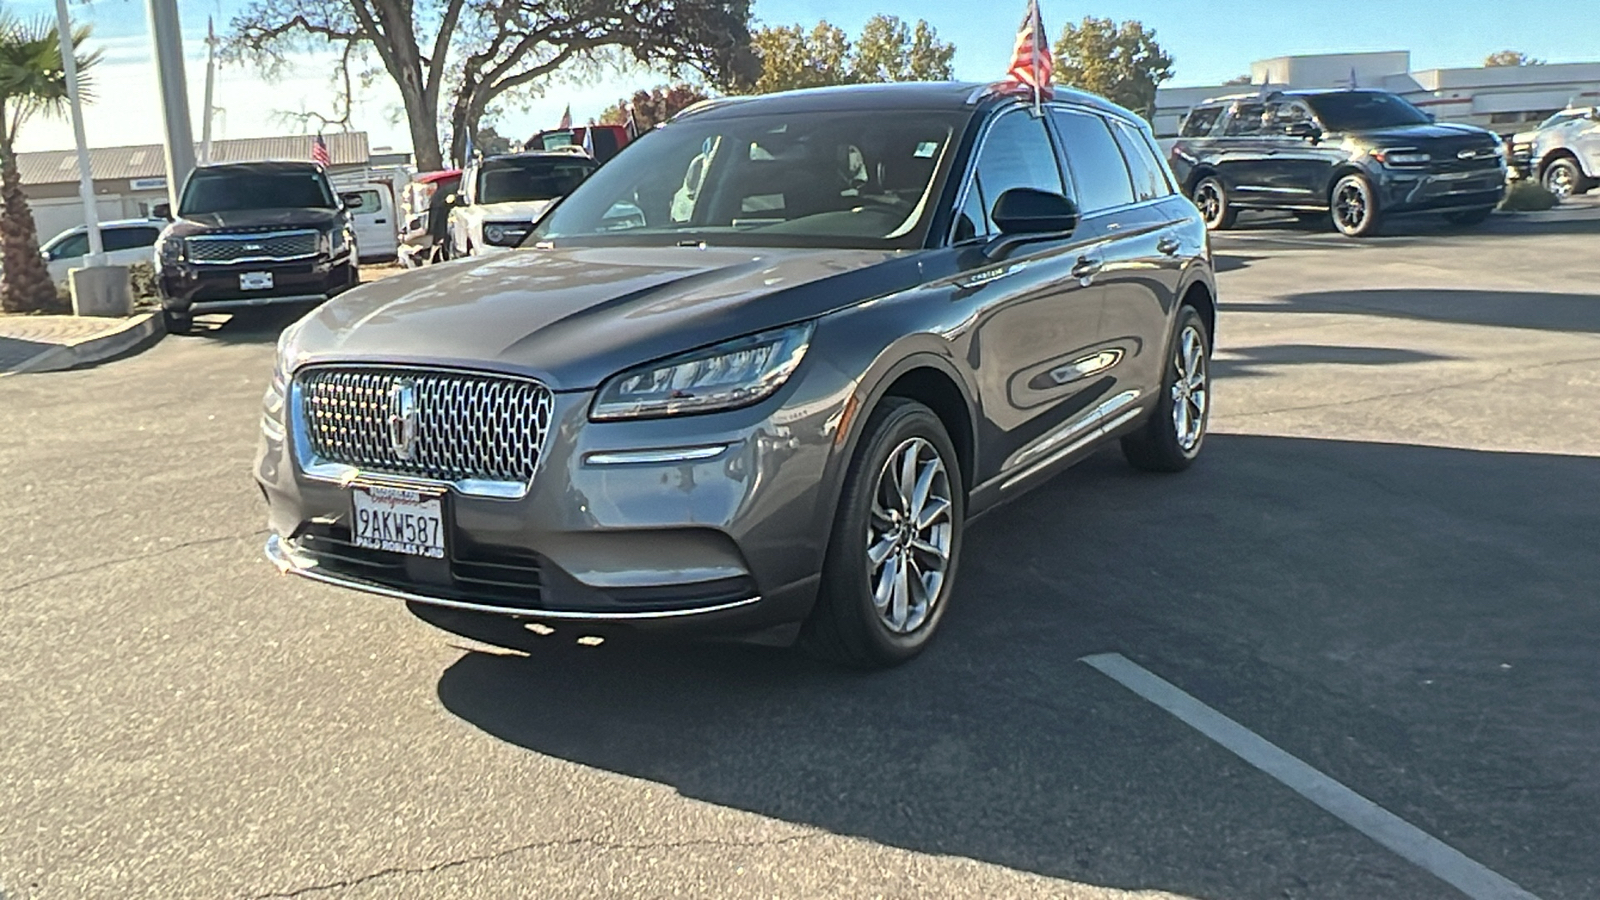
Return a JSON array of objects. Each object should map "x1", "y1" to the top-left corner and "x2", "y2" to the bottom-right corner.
[
  {"x1": 558, "y1": 104, "x2": 573, "y2": 130},
  {"x1": 311, "y1": 133, "x2": 331, "y2": 167},
  {"x1": 1004, "y1": 0, "x2": 1054, "y2": 104}
]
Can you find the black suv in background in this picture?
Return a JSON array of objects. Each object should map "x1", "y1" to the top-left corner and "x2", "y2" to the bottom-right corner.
[
  {"x1": 155, "y1": 161, "x2": 359, "y2": 333},
  {"x1": 1168, "y1": 89, "x2": 1506, "y2": 237}
]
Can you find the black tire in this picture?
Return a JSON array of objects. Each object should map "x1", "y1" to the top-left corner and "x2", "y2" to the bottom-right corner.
[
  {"x1": 801, "y1": 398, "x2": 964, "y2": 669},
  {"x1": 1541, "y1": 158, "x2": 1586, "y2": 199},
  {"x1": 1191, "y1": 175, "x2": 1237, "y2": 231},
  {"x1": 1444, "y1": 206, "x2": 1495, "y2": 226},
  {"x1": 163, "y1": 310, "x2": 193, "y2": 335},
  {"x1": 1330, "y1": 173, "x2": 1382, "y2": 237},
  {"x1": 1122, "y1": 305, "x2": 1211, "y2": 473}
]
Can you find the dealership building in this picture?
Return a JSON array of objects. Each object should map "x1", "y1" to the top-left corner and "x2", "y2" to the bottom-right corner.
[{"x1": 1153, "y1": 51, "x2": 1600, "y2": 138}]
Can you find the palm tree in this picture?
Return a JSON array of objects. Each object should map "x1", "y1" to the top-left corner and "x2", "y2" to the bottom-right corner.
[{"x1": 0, "y1": 8, "x2": 98, "y2": 313}]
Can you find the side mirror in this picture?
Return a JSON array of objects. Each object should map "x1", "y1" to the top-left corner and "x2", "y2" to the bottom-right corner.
[
  {"x1": 1284, "y1": 121, "x2": 1320, "y2": 139},
  {"x1": 991, "y1": 188, "x2": 1079, "y2": 236},
  {"x1": 1425, "y1": 112, "x2": 1437, "y2": 123},
  {"x1": 153, "y1": 202, "x2": 172, "y2": 220}
]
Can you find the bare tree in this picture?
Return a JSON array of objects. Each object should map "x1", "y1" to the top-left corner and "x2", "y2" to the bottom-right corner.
[{"x1": 227, "y1": 0, "x2": 754, "y2": 170}]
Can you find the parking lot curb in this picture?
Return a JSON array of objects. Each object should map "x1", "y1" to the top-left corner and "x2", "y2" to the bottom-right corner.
[{"x1": 1, "y1": 312, "x2": 166, "y2": 377}]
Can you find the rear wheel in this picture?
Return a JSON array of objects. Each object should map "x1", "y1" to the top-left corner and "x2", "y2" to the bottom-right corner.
[
  {"x1": 1122, "y1": 305, "x2": 1211, "y2": 473},
  {"x1": 1191, "y1": 176, "x2": 1237, "y2": 231},
  {"x1": 1331, "y1": 173, "x2": 1381, "y2": 237},
  {"x1": 801, "y1": 398, "x2": 963, "y2": 669},
  {"x1": 1541, "y1": 158, "x2": 1586, "y2": 199},
  {"x1": 1445, "y1": 206, "x2": 1495, "y2": 226}
]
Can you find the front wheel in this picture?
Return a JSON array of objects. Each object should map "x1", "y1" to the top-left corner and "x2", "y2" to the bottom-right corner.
[
  {"x1": 801, "y1": 398, "x2": 964, "y2": 668},
  {"x1": 162, "y1": 310, "x2": 193, "y2": 335},
  {"x1": 1192, "y1": 176, "x2": 1237, "y2": 231},
  {"x1": 1122, "y1": 305, "x2": 1212, "y2": 473},
  {"x1": 1541, "y1": 158, "x2": 1585, "y2": 199},
  {"x1": 1331, "y1": 173, "x2": 1382, "y2": 237}
]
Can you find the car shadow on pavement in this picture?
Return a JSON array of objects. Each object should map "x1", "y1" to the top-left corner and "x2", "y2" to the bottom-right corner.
[
  {"x1": 433, "y1": 435, "x2": 1599, "y2": 900},
  {"x1": 1223, "y1": 289, "x2": 1600, "y2": 335},
  {"x1": 174, "y1": 306, "x2": 314, "y2": 344},
  {"x1": 1212, "y1": 344, "x2": 1455, "y2": 379}
]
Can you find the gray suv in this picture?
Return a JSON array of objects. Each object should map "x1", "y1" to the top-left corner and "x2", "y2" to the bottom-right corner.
[{"x1": 258, "y1": 82, "x2": 1217, "y2": 668}]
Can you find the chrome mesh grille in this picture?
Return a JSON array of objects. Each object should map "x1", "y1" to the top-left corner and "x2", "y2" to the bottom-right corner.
[
  {"x1": 297, "y1": 367, "x2": 555, "y2": 484},
  {"x1": 187, "y1": 230, "x2": 318, "y2": 263}
]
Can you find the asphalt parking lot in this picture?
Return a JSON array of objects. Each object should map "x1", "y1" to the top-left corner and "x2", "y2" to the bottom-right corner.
[{"x1": 2, "y1": 200, "x2": 1597, "y2": 899}]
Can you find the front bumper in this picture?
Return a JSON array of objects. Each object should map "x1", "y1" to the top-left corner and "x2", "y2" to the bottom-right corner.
[
  {"x1": 1379, "y1": 166, "x2": 1506, "y2": 213},
  {"x1": 255, "y1": 381, "x2": 847, "y2": 639},
  {"x1": 160, "y1": 255, "x2": 358, "y2": 313}
]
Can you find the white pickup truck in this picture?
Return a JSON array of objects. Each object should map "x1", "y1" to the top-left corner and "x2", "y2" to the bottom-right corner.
[{"x1": 447, "y1": 150, "x2": 598, "y2": 258}]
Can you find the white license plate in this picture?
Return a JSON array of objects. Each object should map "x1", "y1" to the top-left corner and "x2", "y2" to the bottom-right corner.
[
  {"x1": 351, "y1": 486, "x2": 445, "y2": 558},
  {"x1": 240, "y1": 272, "x2": 274, "y2": 290}
]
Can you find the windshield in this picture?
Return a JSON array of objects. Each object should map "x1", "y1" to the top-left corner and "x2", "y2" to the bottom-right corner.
[
  {"x1": 1304, "y1": 92, "x2": 1431, "y2": 131},
  {"x1": 477, "y1": 157, "x2": 597, "y2": 205},
  {"x1": 532, "y1": 109, "x2": 964, "y2": 249},
  {"x1": 179, "y1": 170, "x2": 335, "y2": 215}
]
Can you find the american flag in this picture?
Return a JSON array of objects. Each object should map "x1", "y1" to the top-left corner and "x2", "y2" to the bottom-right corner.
[
  {"x1": 311, "y1": 133, "x2": 331, "y2": 167},
  {"x1": 1004, "y1": 0, "x2": 1054, "y2": 106}
]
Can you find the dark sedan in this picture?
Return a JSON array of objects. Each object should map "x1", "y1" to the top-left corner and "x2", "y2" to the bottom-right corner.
[
  {"x1": 258, "y1": 82, "x2": 1218, "y2": 668},
  {"x1": 1169, "y1": 89, "x2": 1506, "y2": 237}
]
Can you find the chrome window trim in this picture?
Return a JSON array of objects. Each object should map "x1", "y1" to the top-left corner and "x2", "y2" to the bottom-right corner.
[
  {"x1": 287, "y1": 365, "x2": 553, "y2": 500},
  {"x1": 266, "y1": 534, "x2": 762, "y2": 620}
]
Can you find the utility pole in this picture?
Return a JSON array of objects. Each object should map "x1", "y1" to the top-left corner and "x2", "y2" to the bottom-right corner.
[
  {"x1": 200, "y1": 17, "x2": 216, "y2": 165},
  {"x1": 53, "y1": 0, "x2": 101, "y2": 262},
  {"x1": 146, "y1": 0, "x2": 195, "y2": 212}
]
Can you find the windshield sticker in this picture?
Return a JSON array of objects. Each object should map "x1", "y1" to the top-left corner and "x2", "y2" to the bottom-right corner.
[{"x1": 915, "y1": 141, "x2": 939, "y2": 158}]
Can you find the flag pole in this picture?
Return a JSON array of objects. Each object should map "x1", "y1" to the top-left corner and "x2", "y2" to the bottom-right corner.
[{"x1": 1033, "y1": 0, "x2": 1043, "y2": 116}]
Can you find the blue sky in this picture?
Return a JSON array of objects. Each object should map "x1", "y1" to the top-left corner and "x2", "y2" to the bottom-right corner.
[{"x1": 13, "y1": 0, "x2": 1598, "y2": 153}]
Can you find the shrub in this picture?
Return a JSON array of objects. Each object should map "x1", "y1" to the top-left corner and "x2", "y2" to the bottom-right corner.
[
  {"x1": 128, "y1": 262, "x2": 160, "y2": 307},
  {"x1": 1499, "y1": 181, "x2": 1558, "y2": 212}
]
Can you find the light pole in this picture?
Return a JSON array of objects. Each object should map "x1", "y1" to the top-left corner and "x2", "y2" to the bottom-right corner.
[
  {"x1": 53, "y1": 0, "x2": 101, "y2": 264},
  {"x1": 146, "y1": 0, "x2": 195, "y2": 212}
]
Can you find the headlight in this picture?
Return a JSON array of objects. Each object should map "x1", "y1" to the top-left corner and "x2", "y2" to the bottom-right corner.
[
  {"x1": 331, "y1": 227, "x2": 350, "y2": 254},
  {"x1": 1375, "y1": 148, "x2": 1430, "y2": 166},
  {"x1": 483, "y1": 222, "x2": 531, "y2": 247},
  {"x1": 590, "y1": 323, "x2": 815, "y2": 421},
  {"x1": 158, "y1": 237, "x2": 183, "y2": 263}
]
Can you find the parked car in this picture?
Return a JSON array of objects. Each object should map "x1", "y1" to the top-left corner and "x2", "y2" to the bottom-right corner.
[
  {"x1": 259, "y1": 81, "x2": 1217, "y2": 668},
  {"x1": 446, "y1": 150, "x2": 598, "y2": 258},
  {"x1": 40, "y1": 219, "x2": 164, "y2": 283},
  {"x1": 527, "y1": 124, "x2": 631, "y2": 162},
  {"x1": 154, "y1": 161, "x2": 359, "y2": 333},
  {"x1": 1169, "y1": 89, "x2": 1506, "y2": 237},
  {"x1": 339, "y1": 183, "x2": 399, "y2": 262},
  {"x1": 1527, "y1": 106, "x2": 1600, "y2": 199},
  {"x1": 397, "y1": 169, "x2": 461, "y2": 268},
  {"x1": 1508, "y1": 108, "x2": 1593, "y2": 179}
]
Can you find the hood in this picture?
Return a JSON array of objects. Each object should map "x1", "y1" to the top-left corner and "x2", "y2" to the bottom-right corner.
[
  {"x1": 471, "y1": 200, "x2": 554, "y2": 223},
  {"x1": 167, "y1": 207, "x2": 341, "y2": 236},
  {"x1": 292, "y1": 244, "x2": 925, "y2": 390},
  {"x1": 1358, "y1": 122, "x2": 1500, "y2": 147}
]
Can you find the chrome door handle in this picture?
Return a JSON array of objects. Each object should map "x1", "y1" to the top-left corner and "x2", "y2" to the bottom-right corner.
[
  {"x1": 1071, "y1": 257, "x2": 1104, "y2": 280},
  {"x1": 1157, "y1": 236, "x2": 1181, "y2": 256}
]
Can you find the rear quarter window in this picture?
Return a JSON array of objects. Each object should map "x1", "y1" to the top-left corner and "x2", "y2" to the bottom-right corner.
[{"x1": 1181, "y1": 107, "x2": 1223, "y2": 138}]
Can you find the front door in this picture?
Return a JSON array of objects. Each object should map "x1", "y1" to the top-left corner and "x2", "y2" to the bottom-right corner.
[
  {"x1": 348, "y1": 187, "x2": 397, "y2": 258},
  {"x1": 953, "y1": 108, "x2": 1113, "y2": 481}
]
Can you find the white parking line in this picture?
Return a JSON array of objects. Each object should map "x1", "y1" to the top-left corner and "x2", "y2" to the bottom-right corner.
[{"x1": 1080, "y1": 652, "x2": 1542, "y2": 900}]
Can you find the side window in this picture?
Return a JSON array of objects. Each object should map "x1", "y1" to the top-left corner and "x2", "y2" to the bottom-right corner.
[
  {"x1": 103, "y1": 227, "x2": 160, "y2": 252},
  {"x1": 1181, "y1": 107, "x2": 1222, "y2": 137},
  {"x1": 1266, "y1": 101, "x2": 1313, "y2": 134},
  {"x1": 49, "y1": 233, "x2": 90, "y2": 260},
  {"x1": 955, "y1": 110, "x2": 1066, "y2": 240},
  {"x1": 1223, "y1": 104, "x2": 1266, "y2": 137},
  {"x1": 1049, "y1": 108, "x2": 1137, "y2": 213},
  {"x1": 1108, "y1": 118, "x2": 1172, "y2": 202}
]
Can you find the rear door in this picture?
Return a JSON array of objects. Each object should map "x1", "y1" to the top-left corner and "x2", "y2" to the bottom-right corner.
[
  {"x1": 952, "y1": 107, "x2": 1114, "y2": 480},
  {"x1": 1213, "y1": 102, "x2": 1275, "y2": 201}
]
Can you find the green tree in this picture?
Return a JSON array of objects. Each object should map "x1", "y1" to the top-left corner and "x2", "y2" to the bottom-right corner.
[
  {"x1": 0, "y1": 9, "x2": 98, "y2": 313},
  {"x1": 735, "y1": 14, "x2": 955, "y2": 95},
  {"x1": 1052, "y1": 17, "x2": 1173, "y2": 119},
  {"x1": 1484, "y1": 50, "x2": 1544, "y2": 67},
  {"x1": 228, "y1": 0, "x2": 755, "y2": 170},
  {"x1": 598, "y1": 83, "x2": 710, "y2": 132}
]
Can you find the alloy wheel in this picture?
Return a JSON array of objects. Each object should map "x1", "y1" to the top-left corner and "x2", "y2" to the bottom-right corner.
[
  {"x1": 1170, "y1": 324, "x2": 1209, "y2": 453},
  {"x1": 866, "y1": 437, "x2": 954, "y2": 634},
  {"x1": 1194, "y1": 181, "x2": 1223, "y2": 226},
  {"x1": 1544, "y1": 163, "x2": 1576, "y2": 199},
  {"x1": 1334, "y1": 181, "x2": 1369, "y2": 233}
]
